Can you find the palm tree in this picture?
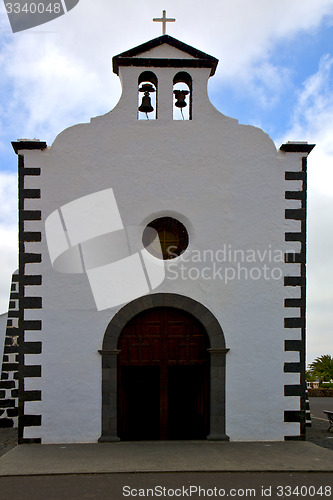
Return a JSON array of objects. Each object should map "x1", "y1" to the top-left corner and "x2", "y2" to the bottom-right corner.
[
  {"x1": 308, "y1": 355, "x2": 333, "y2": 387},
  {"x1": 306, "y1": 369, "x2": 316, "y2": 382}
]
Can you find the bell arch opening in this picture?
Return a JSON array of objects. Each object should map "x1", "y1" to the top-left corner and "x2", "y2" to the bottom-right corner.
[
  {"x1": 173, "y1": 72, "x2": 192, "y2": 120},
  {"x1": 99, "y1": 293, "x2": 229, "y2": 442},
  {"x1": 138, "y1": 71, "x2": 158, "y2": 120}
]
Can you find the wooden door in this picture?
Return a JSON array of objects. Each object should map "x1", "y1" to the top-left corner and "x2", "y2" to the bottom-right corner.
[{"x1": 117, "y1": 307, "x2": 210, "y2": 440}]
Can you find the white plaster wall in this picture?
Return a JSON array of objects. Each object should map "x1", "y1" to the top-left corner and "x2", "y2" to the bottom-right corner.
[
  {"x1": 136, "y1": 45, "x2": 196, "y2": 59},
  {"x1": 21, "y1": 51, "x2": 305, "y2": 443}
]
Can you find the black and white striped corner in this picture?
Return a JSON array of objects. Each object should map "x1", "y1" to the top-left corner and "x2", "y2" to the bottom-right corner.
[
  {"x1": 281, "y1": 142, "x2": 315, "y2": 441},
  {"x1": 12, "y1": 140, "x2": 46, "y2": 444},
  {"x1": 0, "y1": 272, "x2": 20, "y2": 428}
]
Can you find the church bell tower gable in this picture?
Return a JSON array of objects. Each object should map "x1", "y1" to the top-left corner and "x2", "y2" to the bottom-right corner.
[
  {"x1": 5, "y1": 28, "x2": 314, "y2": 444},
  {"x1": 108, "y1": 35, "x2": 220, "y2": 122}
]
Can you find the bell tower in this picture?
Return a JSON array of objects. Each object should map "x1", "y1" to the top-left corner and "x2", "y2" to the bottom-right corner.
[{"x1": 111, "y1": 34, "x2": 218, "y2": 122}]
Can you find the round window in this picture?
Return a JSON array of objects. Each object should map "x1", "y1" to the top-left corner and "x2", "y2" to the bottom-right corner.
[{"x1": 142, "y1": 217, "x2": 189, "y2": 260}]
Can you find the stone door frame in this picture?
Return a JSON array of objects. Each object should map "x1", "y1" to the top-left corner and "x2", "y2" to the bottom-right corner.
[{"x1": 99, "y1": 293, "x2": 229, "y2": 441}]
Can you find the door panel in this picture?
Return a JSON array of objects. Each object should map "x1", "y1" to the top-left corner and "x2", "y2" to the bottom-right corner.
[
  {"x1": 168, "y1": 365, "x2": 209, "y2": 439},
  {"x1": 119, "y1": 366, "x2": 160, "y2": 440},
  {"x1": 118, "y1": 307, "x2": 210, "y2": 440}
]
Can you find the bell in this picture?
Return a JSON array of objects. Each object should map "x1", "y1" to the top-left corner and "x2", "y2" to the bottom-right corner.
[
  {"x1": 139, "y1": 94, "x2": 154, "y2": 114},
  {"x1": 139, "y1": 83, "x2": 156, "y2": 94},
  {"x1": 174, "y1": 89, "x2": 189, "y2": 108},
  {"x1": 138, "y1": 83, "x2": 155, "y2": 114}
]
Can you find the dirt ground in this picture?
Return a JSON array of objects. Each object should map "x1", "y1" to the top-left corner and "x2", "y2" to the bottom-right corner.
[{"x1": 0, "y1": 427, "x2": 17, "y2": 458}]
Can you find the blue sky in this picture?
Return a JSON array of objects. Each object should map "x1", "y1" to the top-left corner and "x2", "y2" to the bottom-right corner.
[
  {"x1": 0, "y1": 0, "x2": 333, "y2": 365},
  {"x1": 211, "y1": 20, "x2": 333, "y2": 136}
]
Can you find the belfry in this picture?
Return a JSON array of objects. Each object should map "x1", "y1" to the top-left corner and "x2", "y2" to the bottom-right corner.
[{"x1": 0, "y1": 14, "x2": 314, "y2": 443}]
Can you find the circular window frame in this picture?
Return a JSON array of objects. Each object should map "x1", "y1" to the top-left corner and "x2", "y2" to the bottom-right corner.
[{"x1": 142, "y1": 217, "x2": 189, "y2": 260}]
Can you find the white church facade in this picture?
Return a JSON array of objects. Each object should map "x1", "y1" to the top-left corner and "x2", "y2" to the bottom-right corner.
[{"x1": 0, "y1": 33, "x2": 314, "y2": 443}]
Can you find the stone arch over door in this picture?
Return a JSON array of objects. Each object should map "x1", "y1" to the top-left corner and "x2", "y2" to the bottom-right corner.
[{"x1": 99, "y1": 293, "x2": 229, "y2": 441}]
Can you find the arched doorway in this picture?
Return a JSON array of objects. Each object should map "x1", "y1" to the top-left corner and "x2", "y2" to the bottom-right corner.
[
  {"x1": 99, "y1": 293, "x2": 229, "y2": 442},
  {"x1": 117, "y1": 307, "x2": 210, "y2": 440}
]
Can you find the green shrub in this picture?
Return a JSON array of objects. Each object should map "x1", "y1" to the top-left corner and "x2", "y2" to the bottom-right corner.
[{"x1": 308, "y1": 388, "x2": 333, "y2": 397}]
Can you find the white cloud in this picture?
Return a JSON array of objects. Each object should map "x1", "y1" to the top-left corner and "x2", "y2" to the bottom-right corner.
[
  {"x1": 0, "y1": 226, "x2": 17, "y2": 312},
  {"x1": 307, "y1": 193, "x2": 333, "y2": 364},
  {"x1": 0, "y1": 172, "x2": 17, "y2": 313},
  {"x1": 0, "y1": 0, "x2": 332, "y2": 146},
  {"x1": 0, "y1": 33, "x2": 118, "y2": 145},
  {"x1": 286, "y1": 55, "x2": 333, "y2": 134},
  {"x1": 0, "y1": 171, "x2": 17, "y2": 227},
  {"x1": 278, "y1": 54, "x2": 333, "y2": 364},
  {"x1": 183, "y1": 0, "x2": 333, "y2": 79},
  {"x1": 279, "y1": 54, "x2": 333, "y2": 194},
  {"x1": 244, "y1": 61, "x2": 292, "y2": 109}
]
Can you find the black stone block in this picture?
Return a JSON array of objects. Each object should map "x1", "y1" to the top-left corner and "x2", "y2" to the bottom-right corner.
[
  {"x1": 285, "y1": 340, "x2": 303, "y2": 351},
  {"x1": 2, "y1": 363, "x2": 18, "y2": 371},
  {"x1": 22, "y1": 275, "x2": 42, "y2": 285},
  {"x1": 285, "y1": 232, "x2": 305, "y2": 242},
  {"x1": 284, "y1": 410, "x2": 304, "y2": 423},
  {"x1": 284, "y1": 362, "x2": 302, "y2": 373},
  {"x1": 285, "y1": 209, "x2": 305, "y2": 220},
  {"x1": 22, "y1": 210, "x2": 41, "y2": 221},
  {"x1": 22, "y1": 320, "x2": 42, "y2": 331},
  {"x1": 22, "y1": 365, "x2": 41, "y2": 377},
  {"x1": 0, "y1": 419, "x2": 14, "y2": 428},
  {"x1": 0, "y1": 399, "x2": 16, "y2": 408},
  {"x1": 284, "y1": 435, "x2": 305, "y2": 441},
  {"x1": 285, "y1": 172, "x2": 305, "y2": 181},
  {"x1": 284, "y1": 276, "x2": 305, "y2": 286},
  {"x1": 285, "y1": 191, "x2": 305, "y2": 200},
  {"x1": 21, "y1": 438, "x2": 41, "y2": 444},
  {"x1": 22, "y1": 232, "x2": 42, "y2": 242},
  {"x1": 21, "y1": 253, "x2": 42, "y2": 264},
  {"x1": 285, "y1": 253, "x2": 304, "y2": 263},
  {"x1": 21, "y1": 414, "x2": 41, "y2": 426},
  {"x1": 22, "y1": 390, "x2": 41, "y2": 401},
  {"x1": 7, "y1": 408, "x2": 18, "y2": 417},
  {"x1": 284, "y1": 385, "x2": 303, "y2": 396},
  {"x1": 284, "y1": 317, "x2": 304, "y2": 328},
  {"x1": 0, "y1": 381, "x2": 15, "y2": 389},
  {"x1": 22, "y1": 297, "x2": 42, "y2": 309},
  {"x1": 23, "y1": 342, "x2": 42, "y2": 354},
  {"x1": 21, "y1": 189, "x2": 40, "y2": 199},
  {"x1": 23, "y1": 167, "x2": 41, "y2": 176},
  {"x1": 284, "y1": 298, "x2": 304, "y2": 308}
]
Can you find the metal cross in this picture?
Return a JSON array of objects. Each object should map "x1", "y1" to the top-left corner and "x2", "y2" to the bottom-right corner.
[{"x1": 153, "y1": 10, "x2": 176, "y2": 35}]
